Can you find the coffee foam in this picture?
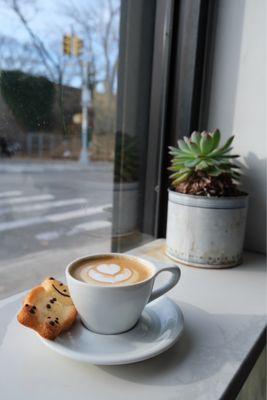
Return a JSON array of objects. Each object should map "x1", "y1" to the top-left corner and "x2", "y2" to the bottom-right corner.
[
  {"x1": 72, "y1": 256, "x2": 152, "y2": 286},
  {"x1": 88, "y1": 263, "x2": 132, "y2": 284}
]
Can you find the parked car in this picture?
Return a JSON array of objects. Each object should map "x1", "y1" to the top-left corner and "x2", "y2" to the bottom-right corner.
[{"x1": 0, "y1": 136, "x2": 21, "y2": 157}]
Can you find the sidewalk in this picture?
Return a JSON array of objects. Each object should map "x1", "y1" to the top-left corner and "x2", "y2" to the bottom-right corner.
[{"x1": 0, "y1": 159, "x2": 113, "y2": 173}]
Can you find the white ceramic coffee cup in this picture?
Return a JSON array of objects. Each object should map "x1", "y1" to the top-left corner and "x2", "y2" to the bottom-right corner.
[{"x1": 66, "y1": 253, "x2": 181, "y2": 334}]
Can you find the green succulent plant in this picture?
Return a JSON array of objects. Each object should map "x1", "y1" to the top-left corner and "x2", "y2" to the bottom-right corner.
[{"x1": 168, "y1": 130, "x2": 242, "y2": 196}]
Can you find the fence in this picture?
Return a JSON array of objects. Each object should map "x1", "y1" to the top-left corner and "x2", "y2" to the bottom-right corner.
[
  {"x1": 19, "y1": 132, "x2": 114, "y2": 161},
  {"x1": 26, "y1": 133, "x2": 63, "y2": 157}
]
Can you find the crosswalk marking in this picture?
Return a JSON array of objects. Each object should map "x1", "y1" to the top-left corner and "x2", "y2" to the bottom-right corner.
[
  {"x1": 0, "y1": 203, "x2": 111, "y2": 232},
  {"x1": 36, "y1": 220, "x2": 111, "y2": 242},
  {"x1": 0, "y1": 194, "x2": 54, "y2": 206},
  {"x1": 47, "y1": 205, "x2": 110, "y2": 222},
  {"x1": 67, "y1": 220, "x2": 111, "y2": 235},
  {"x1": 0, "y1": 198, "x2": 87, "y2": 215},
  {"x1": 0, "y1": 191, "x2": 22, "y2": 198},
  {"x1": 35, "y1": 230, "x2": 62, "y2": 241},
  {"x1": 0, "y1": 216, "x2": 45, "y2": 231}
]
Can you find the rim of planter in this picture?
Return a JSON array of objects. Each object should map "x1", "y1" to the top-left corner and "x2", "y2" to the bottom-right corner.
[
  {"x1": 113, "y1": 181, "x2": 139, "y2": 190},
  {"x1": 168, "y1": 188, "x2": 249, "y2": 209}
]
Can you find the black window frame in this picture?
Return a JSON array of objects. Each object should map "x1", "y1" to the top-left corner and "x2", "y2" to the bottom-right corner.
[{"x1": 112, "y1": 0, "x2": 216, "y2": 246}]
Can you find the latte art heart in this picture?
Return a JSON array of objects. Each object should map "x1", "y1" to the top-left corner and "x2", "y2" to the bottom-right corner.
[
  {"x1": 88, "y1": 263, "x2": 133, "y2": 284},
  {"x1": 96, "y1": 263, "x2": 120, "y2": 275}
]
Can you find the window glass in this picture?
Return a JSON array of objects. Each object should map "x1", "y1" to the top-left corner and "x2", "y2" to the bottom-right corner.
[{"x1": 0, "y1": 0, "x2": 156, "y2": 299}]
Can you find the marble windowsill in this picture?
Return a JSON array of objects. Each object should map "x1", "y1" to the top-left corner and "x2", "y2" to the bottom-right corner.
[{"x1": 0, "y1": 239, "x2": 266, "y2": 400}]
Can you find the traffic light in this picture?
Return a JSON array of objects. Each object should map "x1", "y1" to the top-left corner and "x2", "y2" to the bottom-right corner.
[
  {"x1": 63, "y1": 35, "x2": 71, "y2": 56},
  {"x1": 73, "y1": 35, "x2": 83, "y2": 57}
]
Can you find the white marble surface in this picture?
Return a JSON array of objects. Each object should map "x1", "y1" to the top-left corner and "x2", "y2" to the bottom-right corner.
[{"x1": 0, "y1": 239, "x2": 266, "y2": 400}]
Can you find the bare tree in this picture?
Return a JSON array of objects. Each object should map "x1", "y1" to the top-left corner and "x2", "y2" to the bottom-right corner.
[
  {"x1": 3, "y1": 0, "x2": 59, "y2": 81},
  {"x1": 63, "y1": 0, "x2": 120, "y2": 96},
  {"x1": 1, "y1": 0, "x2": 81, "y2": 136},
  {"x1": 0, "y1": 0, "x2": 120, "y2": 140},
  {"x1": 0, "y1": 35, "x2": 43, "y2": 73},
  {"x1": 100, "y1": 0, "x2": 120, "y2": 95},
  {"x1": 61, "y1": 0, "x2": 120, "y2": 137}
]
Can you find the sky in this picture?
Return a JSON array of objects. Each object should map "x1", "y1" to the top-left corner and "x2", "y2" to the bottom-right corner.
[
  {"x1": 1, "y1": 0, "x2": 69, "y2": 41},
  {"x1": 0, "y1": 0, "x2": 96, "y2": 42},
  {"x1": 0, "y1": 0, "x2": 120, "y2": 89}
]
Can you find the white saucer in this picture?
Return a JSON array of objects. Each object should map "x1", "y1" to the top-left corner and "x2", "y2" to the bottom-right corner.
[{"x1": 40, "y1": 297, "x2": 184, "y2": 365}]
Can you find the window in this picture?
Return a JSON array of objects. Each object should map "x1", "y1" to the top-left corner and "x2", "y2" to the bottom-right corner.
[
  {"x1": 0, "y1": 0, "x2": 209, "y2": 298},
  {"x1": 0, "y1": 0, "x2": 170, "y2": 298}
]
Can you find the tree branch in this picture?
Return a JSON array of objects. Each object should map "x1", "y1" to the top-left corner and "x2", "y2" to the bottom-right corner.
[{"x1": 11, "y1": 0, "x2": 60, "y2": 81}]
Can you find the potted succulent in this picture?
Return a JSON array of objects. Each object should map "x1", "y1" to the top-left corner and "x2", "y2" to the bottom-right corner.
[
  {"x1": 166, "y1": 130, "x2": 249, "y2": 268},
  {"x1": 112, "y1": 132, "x2": 139, "y2": 236}
]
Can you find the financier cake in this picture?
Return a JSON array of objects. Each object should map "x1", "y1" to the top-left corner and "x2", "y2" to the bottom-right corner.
[{"x1": 17, "y1": 277, "x2": 77, "y2": 340}]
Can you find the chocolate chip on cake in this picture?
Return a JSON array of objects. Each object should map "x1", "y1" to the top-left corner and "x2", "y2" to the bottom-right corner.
[{"x1": 46, "y1": 304, "x2": 51, "y2": 309}]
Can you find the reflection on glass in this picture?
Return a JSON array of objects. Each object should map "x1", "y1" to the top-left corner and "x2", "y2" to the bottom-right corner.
[
  {"x1": 112, "y1": 131, "x2": 139, "y2": 237},
  {"x1": 0, "y1": 0, "x2": 156, "y2": 298},
  {"x1": 0, "y1": 0, "x2": 120, "y2": 160},
  {"x1": 0, "y1": 0, "x2": 120, "y2": 297}
]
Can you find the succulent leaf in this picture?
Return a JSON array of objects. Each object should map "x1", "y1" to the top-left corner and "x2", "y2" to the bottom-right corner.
[
  {"x1": 184, "y1": 159, "x2": 201, "y2": 168},
  {"x1": 168, "y1": 164, "x2": 187, "y2": 172},
  {"x1": 183, "y1": 136, "x2": 190, "y2": 144},
  {"x1": 211, "y1": 129, "x2": 221, "y2": 150},
  {"x1": 232, "y1": 171, "x2": 241, "y2": 178},
  {"x1": 196, "y1": 160, "x2": 209, "y2": 170},
  {"x1": 177, "y1": 140, "x2": 192, "y2": 154},
  {"x1": 191, "y1": 131, "x2": 201, "y2": 145},
  {"x1": 168, "y1": 146, "x2": 180, "y2": 154},
  {"x1": 171, "y1": 157, "x2": 193, "y2": 164},
  {"x1": 208, "y1": 166, "x2": 224, "y2": 176},
  {"x1": 169, "y1": 168, "x2": 190, "y2": 178},
  {"x1": 187, "y1": 141, "x2": 201, "y2": 156},
  {"x1": 219, "y1": 154, "x2": 240, "y2": 158},
  {"x1": 221, "y1": 135, "x2": 234, "y2": 150},
  {"x1": 172, "y1": 172, "x2": 192, "y2": 186},
  {"x1": 200, "y1": 133, "x2": 214, "y2": 154}
]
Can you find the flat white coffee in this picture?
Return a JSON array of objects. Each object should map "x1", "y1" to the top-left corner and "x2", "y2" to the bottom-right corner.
[{"x1": 72, "y1": 256, "x2": 152, "y2": 286}]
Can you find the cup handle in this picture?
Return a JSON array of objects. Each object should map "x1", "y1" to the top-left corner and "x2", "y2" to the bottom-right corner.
[{"x1": 148, "y1": 265, "x2": 181, "y2": 303}]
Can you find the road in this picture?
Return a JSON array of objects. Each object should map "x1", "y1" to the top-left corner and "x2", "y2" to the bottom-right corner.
[{"x1": 0, "y1": 161, "x2": 114, "y2": 262}]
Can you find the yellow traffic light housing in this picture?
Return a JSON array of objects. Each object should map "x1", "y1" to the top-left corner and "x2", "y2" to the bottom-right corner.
[
  {"x1": 73, "y1": 35, "x2": 83, "y2": 57},
  {"x1": 63, "y1": 35, "x2": 71, "y2": 56}
]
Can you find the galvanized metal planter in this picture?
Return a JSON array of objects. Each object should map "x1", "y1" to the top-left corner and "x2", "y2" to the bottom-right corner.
[{"x1": 166, "y1": 190, "x2": 249, "y2": 268}]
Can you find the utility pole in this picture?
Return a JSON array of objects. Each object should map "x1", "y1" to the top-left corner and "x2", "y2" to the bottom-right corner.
[
  {"x1": 63, "y1": 33, "x2": 90, "y2": 165},
  {"x1": 79, "y1": 60, "x2": 90, "y2": 165}
]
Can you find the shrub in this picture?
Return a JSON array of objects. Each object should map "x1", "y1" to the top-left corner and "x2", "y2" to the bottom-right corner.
[{"x1": 0, "y1": 70, "x2": 55, "y2": 131}]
